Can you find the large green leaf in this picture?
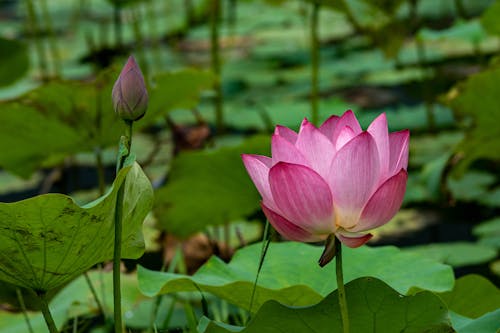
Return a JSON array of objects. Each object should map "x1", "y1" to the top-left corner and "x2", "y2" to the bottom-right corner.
[
  {"x1": 138, "y1": 242, "x2": 454, "y2": 311},
  {"x1": 447, "y1": 171, "x2": 497, "y2": 203},
  {"x1": 473, "y1": 218, "x2": 500, "y2": 249},
  {"x1": 403, "y1": 242, "x2": 497, "y2": 267},
  {"x1": 154, "y1": 135, "x2": 269, "y2": 237},
  {"x1": 445, "y1": 66, "x2": 500, "y2": 176},
  {"x1": 0, "y1": 102, "x2": 85, "y2": 177},
  {"x1": 419, "y1": 20, "x2": 488, "y2": 44},
  {"x1": 0, "y1": 68, "x2": 212, "y2": 177},
  {"x1": 439, "y1": 274, "x2": 500, "y2": 319},
  {"x1": 0, "y1": 162, "x2": 153, "y2": 291},
  {"x1": 0, "y1": 38, "x2": 30, "y2": 87},
  {"x1": 145, "y1": 69, "x2": 214, "y2": 124},
  {"x1": 409, "y1": 132, "x2": 463, "y2": 167},
  {"x1": 198, "y1": 277, "x2": 453, "y2": 333},
  {"x1": 481, "y1": 0, "x2": 500, "y2": 37},
  {"x1": 0, "y1": 71, "x2": 121, "y2": 177},
  {"x1": 451, "y1": 309, "x2": 500, "y2": 333}
]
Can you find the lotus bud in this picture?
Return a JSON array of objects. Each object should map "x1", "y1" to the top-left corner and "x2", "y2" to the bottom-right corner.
[{"x1": 112, "y1": 56, "x2": 148, "y2": 121}]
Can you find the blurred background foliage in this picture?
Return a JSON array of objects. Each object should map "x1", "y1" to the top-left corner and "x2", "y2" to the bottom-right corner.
[{"x1": 0, "y1": 0, "x2": 499, "y2": 331}]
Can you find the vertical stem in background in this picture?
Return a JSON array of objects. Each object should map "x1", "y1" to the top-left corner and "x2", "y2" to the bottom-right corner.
[
  {"x1": 227, "y1": 0, "x2": 237, "y2": 36},
  {"x1": 95, "y1": 86, "x2": 105, "y2": 197},
  {"x1": 453, "y1": 0, "x2": 468, "y2": 19},
  {"x1": 339, "y1": 0, "x2": 362, "y2": 32},
  {"x1": 72, "y1": 316, "x2": 78, "y2": 333},
  {"x1": 210, "y1": 0, "x2": 224, "y2": 134},
  {"x1": 184, "y1": 0, "x2": 194, "y2": 27},
  {"x1": 247, "y1": 221, "x2": 271, "y2": 320},
  {"x1": 69, "y1": 0, "x2": 87, "y2": 30},
  {"x1": 40, "y1": 0, "x2": 61, "y2": 76},
  {"x1": 335, "y1": 237, "x2": 349, "y2": 333},
  {"x1": 146, "y1": 0, "x2": 162, "y2": 70},
  {"x1": 310, "y1": 2, "x2": 320, "y2": 126},
  {"x1": 148, "y1": 247, "x2": 181, "y2": 333},
  {"x1": 84, "y1": 272, "x2": 107, "y2": 320},
  {"x1": 16, "y1": 288, "x2": 34, "y2": 333},
  {"x1": 223, "y1": 222, "x2": 230, "y2": 258},
  {"x1": 415, "y1": 37, "x2": 435, "y2": 132},
  {"x1": 99, "y1": 20, "x2": 111, "y2": 50},
  {"x1": 113, "y1": 3, "x2": 123, "y2": 48},
  {"x1": 25, "y1": 0, "x2": 49, "y2": 80},
  {"x1": 95, "y1": 148, "x2": 105, "y2": 196},
  {"x1": 131, "y1": 6, "x2": 149, "y2": 78},
  {"x1": 113, "y1": 120, "x2": 133, "y2": 333},
  {"x1": 145, "y1": 0, "x2": 158, "y2": 40},
  {"x1": 37, "y1": 291, "x2": 58, "y2": 333},
  {"x1": 88, "y1": 86, "x2": 106, "y2": 322}
]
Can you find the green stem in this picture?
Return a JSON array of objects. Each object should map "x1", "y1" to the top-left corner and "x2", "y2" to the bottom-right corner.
[
  {"x1": 210, "y1": 0, "x2": 224, "y2": 134},
  {"x1": 335, "y1": 237, "x2": 349, "y2": 333},
  {"x1": 248, "y1": 221, "x2": 271, "y2": 317},
  {"x1": 95, "y1": 149, "x2": 105, "y2": 196},
  {"x1": 127, "y1": 121, "x2": 133, "y2": 150},
  {"x1": 113, "y1": 183, "x2": 125, "y2": 333},
  {"x1": 415, "y1": 37, "x2": 435, "y2": 132},
  {"x1": 95, "y1": 83, "x2": 105, "y2": 197},
  {"x1": 184, "y1": 0, "x2": 194, "y2": 27},
  {"x1": 84, "y1": 272, "x2": 106, "y2": 320},
  {"x1": 131, "y1": 7, "x2": 148, "y2": 78},
  {"x1": 113, "y1": 3, "x2": 122, "y2": 48},
  {"x1": 25, "y1": 0, "x2": 49, "y2": 80},
  {"x1": 148, "y1": 247, "x2": 180, "y2": 332},
  {"x1": 72, "y1": 315, "x2": 78, "y2": 333},
  {"x1": 37, "y1": 291, "x2": 58, "y2": 333},
  {"x1": 16, "y1": 288, "x2": 34, "y2": 333},
  {"x1": 40, "y1": 0, "x2": 61, "y2": 76},
  {"x1": 161, "y1": 295, "x2": 178, "y2": 329},
  {"x1": 99, "y1": 264, "x2": 107, "y2": 318},
  {"x1": 310, "y1": 1, "x2": 320, "y2": 126},
  {"x1": 340, "y1": 0, "x2": 363, "y2": 32},
  {"x1": 453, "y1": 0, "x2": 467, "y2": 19},
  {"x1": 227, "y1": 0, "x2": 237, "y2": 35},
  {"x1": 113, "y1": 121, "x2": 133, "y2": 333}
]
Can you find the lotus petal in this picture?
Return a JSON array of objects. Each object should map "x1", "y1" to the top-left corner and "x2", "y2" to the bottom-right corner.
[
  {"x1": 261, "y1": 203, "x2": 325, "y2": 242},
  {"x1": 328, "y1": 132, "x2": 380, "y2": 229},
  {"x1": 269, "y1": 162, "x2": 335, "y2": 234}
]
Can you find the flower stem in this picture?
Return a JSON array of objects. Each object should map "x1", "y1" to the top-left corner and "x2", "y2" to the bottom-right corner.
[
  {"x1": 37, "y1": 291, "x2": 58, "y2": 333},
  {"x1": 113, "y1": 120, "x2": 133, "y2": 333},
  {"x1": 16, "y1": 288, "x2": 34, "y2": 333},
  {"x1": 335, "y1": 237, "x2": 349, "y2": 333},
  {"x1": 310, "y1": 1, "x2": 320, "y2": 126}
]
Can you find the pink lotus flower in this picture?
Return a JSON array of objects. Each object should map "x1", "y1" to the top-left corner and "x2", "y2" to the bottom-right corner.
[
  {"x1": 112, "y1": 56, "x2": 148, "y2": 121},
  {"x1": 242, "y1": 111, "x2": 409, "y2": 252}
]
